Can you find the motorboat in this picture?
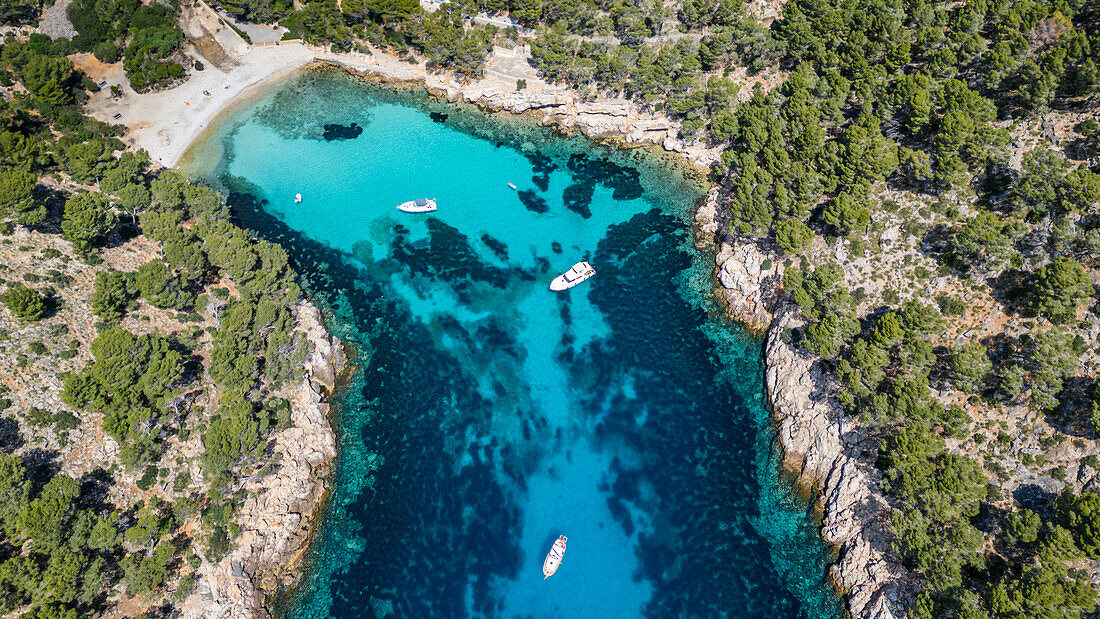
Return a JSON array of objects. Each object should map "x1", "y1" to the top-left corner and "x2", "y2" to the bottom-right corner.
[
  {"x1": 543, "y1": 535, "x2": 567, "y2": 579},
  {"x1": 295, "y1": 193, "x2": 302, "y2": 203},
  {"x1": 397, "y1": 197, "x2": 437, "y2": 213},
  {"x1": 549, "y1": 261, "x2": 595, "y2": 291},
  {"x1": 508, "y1": 182, "x2": 517, "y2": 189}
]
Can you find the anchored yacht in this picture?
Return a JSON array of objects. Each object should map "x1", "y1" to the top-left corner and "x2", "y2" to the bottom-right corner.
[
  {"x1": 550, "y1": 261, "x2": 595, "y2": 291},
  {"x1": 543, "y1": 535, "x2": 567, "y2": 579},
  {"x1": 397, "y1": 198, "x2": 437, "y2": 213}
]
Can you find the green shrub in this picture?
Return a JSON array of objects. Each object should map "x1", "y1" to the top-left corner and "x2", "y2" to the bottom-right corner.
[
  {"x1": 136, "y1": 467, "x2": 159, "y2": 490},
  {"x1": 173, "y1": 470, "x2": 191, "y2": 492},
  {"x1": 932, "y1": 294, "x2": 968, "y2": 314},
  {"x1": 51, "y1": 411, "x2": 79, "y2": 432},
  {"x1": 25, "y1": 407, "x2": 52, "y2": 426},
  {"x1": 2, "y1": 284, "x2": 46, "y2": 320}
]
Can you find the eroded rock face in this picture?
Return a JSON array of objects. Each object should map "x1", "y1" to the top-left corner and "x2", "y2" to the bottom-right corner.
[
  {"x1": 766, "y1": 310, "x2": 903, "y2": 619},
  {"x1": 445, "y1": 82, "x2": 721, "y2": 169},
  {"x1": 181, "y1": 301, "x2": 344, "y2": 619},
  {"x1": 694, "y1": 191, "x2": 779, "y2": 333},
  {"x1": 699, "y1": 197, "x2": 903, "y2": 617},
  {"x1": 714, "y1": 241, "x2": 779, "y2": 334}
]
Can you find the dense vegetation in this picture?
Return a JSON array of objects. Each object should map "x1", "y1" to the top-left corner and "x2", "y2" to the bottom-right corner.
[
  {"x1": 0, "y1": 0, "x2": 49, "y2": 28},
  {"x1": 0, "y1": 33, "x2": 310, "y2": 616},
  {"x1": 67, "y1": 0, "x2": 186, "y2": 91}
]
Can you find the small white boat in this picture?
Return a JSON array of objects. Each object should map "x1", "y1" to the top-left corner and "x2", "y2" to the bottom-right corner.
[
  {"x1": 550, "y1": 261, "x2": 595, "y2": 291},
  {"x1": 508, "y1": 182, "x2": 517, "y2": 190},
  {"x1": 397, "y1": 197, "x2": 437, "y2": 213},
  {"x1": 295, "y1": 193, "x2": 302, "y2": 203},
  {"x1": 543, "y1": 535, "x2": 567, "y2": 579}
]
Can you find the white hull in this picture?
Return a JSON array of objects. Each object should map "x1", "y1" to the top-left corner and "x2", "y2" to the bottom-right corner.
[
  {"x1": 550, "y1": 261, "x2": 595, "y2": 291},
  {"x1": 543, "y1": 535, "x2": 567, "y2": 579},
  {"x1": 397, "y1": 198, "x2": 437, "y2": 213}
]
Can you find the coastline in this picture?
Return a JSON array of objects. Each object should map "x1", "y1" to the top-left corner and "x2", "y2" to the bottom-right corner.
[
  {"x1": 79, "y1": 42, "x2": 724, "y2": 172},
  {"x1": 90, "y1": 38, "x2": 900, "y2": 618},
  {"x1": 696, "y1": 200, "x2": 905, "y2": 617},
  {"x1": 180, "y1": 301, "x2": 347, "y2": 618}
]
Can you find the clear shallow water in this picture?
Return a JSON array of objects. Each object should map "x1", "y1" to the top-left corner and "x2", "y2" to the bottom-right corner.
[{"x1": 183, "y1": 68, "x2": 844, "y2": 619}]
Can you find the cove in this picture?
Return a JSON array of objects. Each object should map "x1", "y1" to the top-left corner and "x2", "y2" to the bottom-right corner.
[{"x1": 181, "y1": 67, "x2": 844, "y2": 618}]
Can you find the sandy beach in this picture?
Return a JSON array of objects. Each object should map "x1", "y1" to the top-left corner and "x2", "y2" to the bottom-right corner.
[
  {"x1": 78, "y1": 32, "x2": 568, "y2": 169},
  {"x1": 80, "y1": 45, "x2": 314, "y2": 167}
]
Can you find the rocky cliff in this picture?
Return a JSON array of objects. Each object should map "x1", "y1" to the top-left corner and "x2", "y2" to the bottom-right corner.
[
  {"x1": 181, "y1": 301, "x2": 344, "y2": 619},
  {"x1": 697, "y1": 201, "x2": 904, "y2": 618}
]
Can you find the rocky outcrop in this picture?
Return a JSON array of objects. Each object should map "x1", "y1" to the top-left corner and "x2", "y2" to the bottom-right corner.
[
  {"x1": 701, "y1": 192, "x2": 903, "y2": 617},
  {"x1": 696, "y1": 191, "x2": 779, "y2": 333},
  {"x1": 462, "y1": 89, "x2": 722, "y2": 169},
  {"x1": 181, "y1": 301, "x2": 344, "y2": 619},
  {"x1": 714, "y1": 240, "x2": 778, "y2": 333}
]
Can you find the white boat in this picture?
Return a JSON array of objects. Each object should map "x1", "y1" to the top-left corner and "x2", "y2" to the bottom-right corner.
[
  {"x1": 295, "y1": 193, "x2": 302, "y2": 203},
  {"x1": 549, "y1": 261, "x2": 595, "y2": 291},
  {"x1": 508, "y1": 182, "x2": 517, "y2": 190},
  {"x1": 397, "y1": 197, "x2": 437, "y2": 213},
  {"x1": 542, "y1": 535, "x2": 567, "y2": 579}
]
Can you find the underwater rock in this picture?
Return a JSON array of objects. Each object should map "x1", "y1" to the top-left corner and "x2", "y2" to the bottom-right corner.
[
  {"x1": 480, "y1": 233, "x2": 508, "y2": 261},
  {"x1": 323, "y1": 123, "x2": 364, "y2": 140},
  {"x1": 525, "y1": 152, "x2": 558, "y2": 192},
  {"x1": 517, "y1": 189, "x2": 549, "y2": 214},
  {"x1": 562, "y1": 183, "x2": 594, "y2": 219}
]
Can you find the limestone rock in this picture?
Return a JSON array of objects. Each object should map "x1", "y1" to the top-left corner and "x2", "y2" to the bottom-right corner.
[
  {"x1": 693, "y1": 188, "x2": 720, "y2": 237},
  {"x1": 713, "y1": 238, "x2": 778, "y2": 333}
]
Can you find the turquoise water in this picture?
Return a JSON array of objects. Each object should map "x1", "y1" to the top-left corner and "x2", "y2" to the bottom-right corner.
[{"x1": 183, "y1": 68, "x2": 843, "y2": 618}]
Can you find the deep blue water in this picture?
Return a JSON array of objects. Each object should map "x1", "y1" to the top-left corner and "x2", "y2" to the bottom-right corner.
[{"x1": 182, "y1": 68, "x2": 843, "y2": 619}]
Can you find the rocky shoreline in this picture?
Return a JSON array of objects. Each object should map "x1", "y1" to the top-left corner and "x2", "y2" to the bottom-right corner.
[
  {"x1": 180, "y1": 301, "x2": 346, "y2": 619},
  {"x1": 323, "y1": 58, "x2": 724, "y2": 172},
  {"x1": 697, "y1": 199, "x2": 904, "y2": 618}
]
